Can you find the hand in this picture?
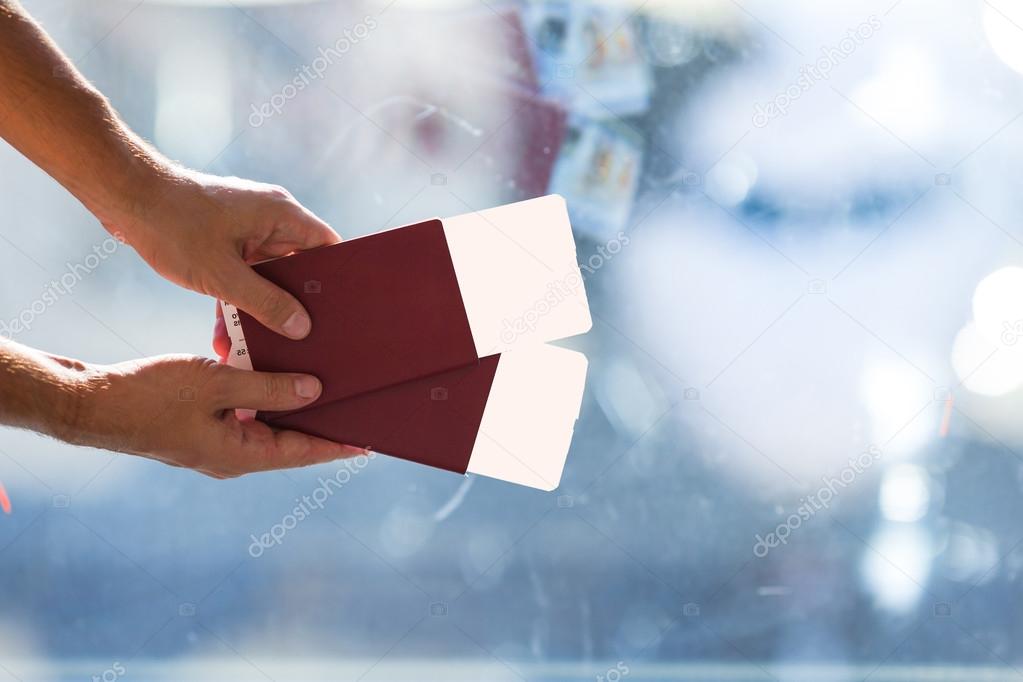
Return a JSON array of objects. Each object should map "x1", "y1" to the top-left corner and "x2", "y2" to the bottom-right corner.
[
  {"x1": 104, "y1": 168, "x2": 339, "y2": 340},
  {"x1": 66, "y1": 354, "x2": 365, "y2": 478}
]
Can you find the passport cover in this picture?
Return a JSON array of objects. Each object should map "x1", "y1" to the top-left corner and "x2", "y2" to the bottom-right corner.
[{"x1": 269, "y1": 355, "x2": 502, "y2": 474}]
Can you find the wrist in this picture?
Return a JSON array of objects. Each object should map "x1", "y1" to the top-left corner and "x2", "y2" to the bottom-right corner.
[
  {"x1": 46, "y1": 358, "x2": 108, "y2": 448},
  {"x1": 0, "y1": 342, "x2": 106, "y2": 446},
  {"x1": 73, "y1": 94, "x2": 181, "y2": 241},
  {"x1": 93, "y1": 147, "x2": 179, "y2": 241}
]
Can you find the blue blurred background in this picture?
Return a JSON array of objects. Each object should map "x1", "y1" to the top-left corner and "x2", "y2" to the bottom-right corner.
[{"x1": 4, "y1": 0, "x2": 1023, "y2": 679}]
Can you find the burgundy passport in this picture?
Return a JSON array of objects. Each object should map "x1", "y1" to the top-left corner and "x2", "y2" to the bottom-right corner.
[
  {"x1": 239, "y1": 218, "x2": 478, "y2": 410},
  {"x1": 271, "y1": 356, "x2": 502, "y2": 475},
  {"x1": 222, "y1": 195, "x2": 591, "y2": 490}
]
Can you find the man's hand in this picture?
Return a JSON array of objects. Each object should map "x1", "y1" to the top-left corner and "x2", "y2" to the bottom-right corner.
[
  {"x1": 0, "y1": 2, "x2": 335, "y2": 341},
  {"x1": 0, "y1": 341, "x2": 364, "y2": 478},
  {"x1": 76, "y1": 355, "x2": 364, "y2": 478},
  {"x1": 106, "y1": 170, "x2": 339, "y2": 340}
]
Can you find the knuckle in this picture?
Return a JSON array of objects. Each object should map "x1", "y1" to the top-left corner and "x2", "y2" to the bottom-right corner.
[
  {"x1": 268, "y1": 184, "x2": 292, "y2": 200},
  {"x1": 191, "y1": 357, "x2": 222, "y2": 384},
  {"x1": 257, "y1": 287, "x2": 290, "y2": 322},
  {"x1": 207, "y1": 366, "x2": 236, "y2": 407},
  {"x1": 263, "y1": 374, "x2": 291, "y2": 404}
]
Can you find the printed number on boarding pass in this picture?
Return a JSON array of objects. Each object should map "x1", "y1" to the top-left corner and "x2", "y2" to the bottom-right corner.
[{"x1": 220, "y1": 300, "x2": 253, "y2": 371}]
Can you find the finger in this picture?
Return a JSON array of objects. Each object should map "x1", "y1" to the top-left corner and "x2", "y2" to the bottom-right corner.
[
  {"x1": 211, "y1": 363, "x2": 323, "y2": 412},
  {"x1": 251, "y1": 208, "x2": 342, "y2": 261},
  {"x1": 220, "y1": 261, "x2": 311, "y2": 340},
  {"x1": 228, "y1": 419, "x2": 366, "y2": 473},
  {"x1": 262, "y1": 428, "x2": 366, "y2": 470},
  {"x1": 213, "y1": 310, "x2": 230, "y2": 360},
  {"x1": 286, "y1": 201, "x2": 342, "y2": 250}
]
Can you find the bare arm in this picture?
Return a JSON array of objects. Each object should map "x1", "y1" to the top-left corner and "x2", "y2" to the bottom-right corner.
[
  {"x1": 0, "y1": 339, "x2": 83, "y2": 442},
  {"x1": 0, "y1": 1, "x2": 168, "y2": 224},
  {"x1": 0, "y1": 0, "x2": 338, "y2": 340},
  {"x1": 0, "y1": 2, "x2": 363, "y2": 474},
  {"x1": 0, "y1": 339, "x2": 365, "y2": 478}
]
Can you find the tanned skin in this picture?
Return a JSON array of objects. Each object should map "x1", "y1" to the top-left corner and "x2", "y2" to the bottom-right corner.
[{"x1": 0, "y1": 1, "x2": 364, "y2": 477}]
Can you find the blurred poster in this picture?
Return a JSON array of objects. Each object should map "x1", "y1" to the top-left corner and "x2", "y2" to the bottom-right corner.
[
  {"x1": 375, "y1": 6, "x2": 568, "y2": 202},
  {"x1": 477, "y1": 88, "x2": 568, "y2": 199},
  {"x1": 409, "y1": 84, "x2": 568, "y2": 201},
  {"x1": 442, "y1": 5, "x2": 540, "y2": 92},
  {"x1": 305, "y1": 4, "x2": 569, "y2": 216},
  {"x1": 548, "y1": 116, "x2": 643, "y2": 241},
  {"x1": 521, "y1": 0, "x2": 653, "y2": 118}
]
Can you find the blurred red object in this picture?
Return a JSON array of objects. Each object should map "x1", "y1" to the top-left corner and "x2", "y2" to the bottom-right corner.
[{"x1": 0, "y1": 481, "x2": 11, "y2": 514}]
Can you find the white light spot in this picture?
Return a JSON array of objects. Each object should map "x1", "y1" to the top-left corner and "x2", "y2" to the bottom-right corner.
[
  {"x1": 861, "y1": 364, "x2": 931, "y2": 454},
  {"x1": 705, "y1": 155, "x2": 756, "y2": 206},
  {"x1": 861, "y1": 523, "x2": 931, "y2": 613},
  {"x1": 853, "y1": 47, "x2": 939, "y2": 138},
  {"x1": 984, "y1": 1, "x2": 1023, "y2": 75},
  {"x1": 880, "y1": 464, "x2": 930, "y2": 522},
  {"x1": 951, "y1": 322, "x2": 1023, "y2": 396},
  {"x1": 972, "y1": 266, "x2": 1023, "y2": 348}
]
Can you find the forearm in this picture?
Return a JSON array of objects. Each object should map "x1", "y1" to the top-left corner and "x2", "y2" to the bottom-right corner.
[
  {"x1": 0, "y1": 339, "x2": 91, "y2": 443},
  {"x1": 0, "y1": 1, "x2": 169, "y2": 226}
]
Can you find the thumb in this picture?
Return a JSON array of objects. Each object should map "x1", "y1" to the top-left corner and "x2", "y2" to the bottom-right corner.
[{"x1": 221, "y1": 261, "x2": 311, "y2": 340}]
